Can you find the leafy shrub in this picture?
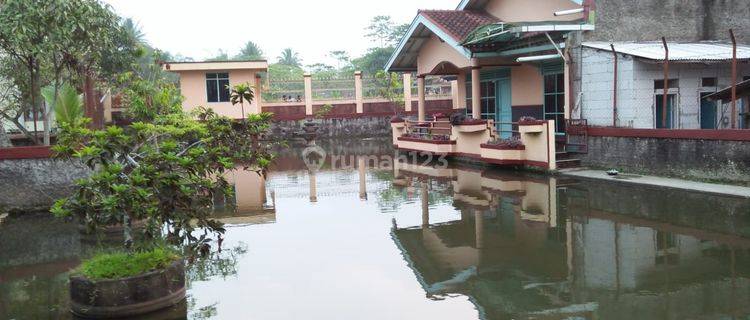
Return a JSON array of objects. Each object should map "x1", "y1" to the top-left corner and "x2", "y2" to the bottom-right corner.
[{"x1": 79, "y1": 247, "x2": 180, "y2": 280}]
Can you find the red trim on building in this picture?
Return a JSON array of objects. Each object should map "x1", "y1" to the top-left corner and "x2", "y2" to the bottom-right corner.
[
  {"x1": 397, "y1": 137, "x2": 456, "y2": 144},
  {"x1": 588, "y1": 126, "x2": 750, "y2": 141},
  {"x1": 0, "y1": 146, "x2": 53, "y2": 160},
  {"x1": 479, "y1": 143, "x2": 525, "y2": 150}
]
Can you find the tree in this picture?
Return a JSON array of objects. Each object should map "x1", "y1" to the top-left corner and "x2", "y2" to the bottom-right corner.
[
  {"x1": 351, "y1": 47, "x2": 396, "y2": 75},
  {"x1": 122, "y1": 18, "x2": 146, "y2": 45},
  {"x1": 235, "y1": 41, "x2": 264, "y2": 60},
  {"x1": 328, "y1": 50, "x2": 350, "y2": 69},
  {"x1": 0, "y1": 0, "x2": 138, "y2": 144},
  {"x1": 374, "y1": 71, "x2": 404, "y2": 115},
  {"x1": 206, "y1": 50, "x2": 230, "y2": 62},
  {"x1": 51, "y1": 73, "x2": 276, "y2": 252},
  {"x1": 388, "y1": 24, "x2": 410, "y2": 47},
  {"x1": 365, "y1": 16, "x2": 396, "y2": 47},
  {"x1": 277, "y1": 48, "x2": 301, "y2": 67},
  {"x1": 229, "y1": 83, "x2": 254, "y2": 120}
]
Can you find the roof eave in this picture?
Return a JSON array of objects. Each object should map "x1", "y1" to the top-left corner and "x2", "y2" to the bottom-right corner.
[{"x1": 385, "y1": 14, "x2": 472, "y2": 73}]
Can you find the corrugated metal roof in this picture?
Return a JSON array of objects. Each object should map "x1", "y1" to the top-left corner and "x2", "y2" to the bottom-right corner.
[{"x1": 583, "y1": 42, "x2": 750, "y2": 62}]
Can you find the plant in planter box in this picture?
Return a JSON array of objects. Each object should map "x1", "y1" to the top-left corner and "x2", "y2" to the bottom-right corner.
[
  {"x1": 518, "y1": 116, "x2": 539, "y2": 124},
  {"x1": 487, "y1": 136, "x2": 524, "y2": 149},
  {"x1": 50, "y1": 72, "x2": 275, "y2": 318}
]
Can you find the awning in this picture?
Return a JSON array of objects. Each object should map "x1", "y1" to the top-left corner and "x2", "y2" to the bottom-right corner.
[
  {"x1": 583, "y1": 42, "x2": 750, "y2": 62},
  {"x1": 704, "y1": 79, "x2": 750, "y2": 102}
]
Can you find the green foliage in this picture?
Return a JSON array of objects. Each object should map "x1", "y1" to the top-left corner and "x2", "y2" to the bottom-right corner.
[
  {"x1": 374, "y1": 71, "x2": 404, "y2": 114},
  {"x1": 314, "y1": 104, "x2": 334, "y2": 119},
  {"x1": 41, "y1": 84, "x2": 82, "y2": 125},
  {"x1": 78, "y1": 247, "x2": 180, "y2": 280},
  {"x1": 236, "y1": 41, "x2": 264, "y2": 60},
  {"x1": 277, "y1": 48, "x2": 301, "y2": 67},
  {"x1": 51, "y1": 74, "x2": 276, "y2": 254},
  {"x1": 229, "y1": 83, "x2": 255, "y2": 118},
  {"x1": 352, "y1": 47, "x2": 396, "y2": 76},
  {"x1": 268, "y1": 63, "x2": 305, "y2": 79},
  {"x1": 120, "y1": 67, "x2": 183, "y2": 122}
]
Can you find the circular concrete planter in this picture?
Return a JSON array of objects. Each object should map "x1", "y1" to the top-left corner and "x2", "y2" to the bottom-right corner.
[{"x1": 70, "y1": 259, "x2": 186, "y2": 319}]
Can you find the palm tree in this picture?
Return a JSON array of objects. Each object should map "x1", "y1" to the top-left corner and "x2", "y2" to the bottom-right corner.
[
  {"x1": 277, "y1": 48, "x2": 301, "y2": 67},
  {"x1": 122, "y1": 18, "x2": 146, "y2": 45},
  {"x1": 236, "y1": 41, "x2": 264, "y2": 60},
  {"x1": 42, "y1": 83, "x2": 82, "y2": 126},
  {"x1": 229, "y1": 83, "x2": 254, "y2": 120}
]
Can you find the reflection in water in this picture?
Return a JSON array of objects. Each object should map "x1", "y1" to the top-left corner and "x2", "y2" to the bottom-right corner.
[
  {"x1": 391, "y1": 161, "x2": 750, "y2": 319},
  {"x1": 1, "y1": 140, "x2": 749, "y2": 319}
]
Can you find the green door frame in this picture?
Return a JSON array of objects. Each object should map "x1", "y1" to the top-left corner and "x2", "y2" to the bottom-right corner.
[{"x1": 465, "y1": 69, "x2": 512, "y2": 138}]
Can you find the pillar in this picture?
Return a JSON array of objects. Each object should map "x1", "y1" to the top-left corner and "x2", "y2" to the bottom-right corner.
[
  {"x1": 309, "y1": 170, "x2": 317, "y2": 202},
  {"x1": 255, "y1": 74, "x2": 263, "y2": 114},
  {"x1": 358, "y1": 157, "x2": 367, "y2": 200},
  {"x1": 471, "y1": 66, "x2": 481, "y2": 119},
  {"x1": 455, "y1": 72, "x2": 467, "y2": 109},
  {"x1": 403, "y1": 73, "x2": 413, "y2": 112},
  {"x1": 417, "y1": 75, "x2": 426, "y2": 122},
  {"x1": 354, "y1": 71, "x2": 363, "y2": 114},
  {"x1": 564, "y1": 60, "x2": 571, "y2": 121},
  {"x1": 421, "y1": 182, "x2": 429, "y2": 227},
  {"x1": 303, "y1": 73, "x2": 313, "y2": 116},
  {"x1": 475, "y1": 209, "x2": 484, "y2": 249}
]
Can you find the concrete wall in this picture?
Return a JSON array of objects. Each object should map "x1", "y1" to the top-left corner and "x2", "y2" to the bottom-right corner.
[
  {"x1": 483, "y1": 0, "x2": 582, "y2": 22},
  {"x1": 580, "y1": 135, "x2": 750, "y2": 184},
  {"x1": 580, "y1": 47, "x2": 748, "y2": 128},
  {"x1": 177, "y1": 69, "x2": 260, "y2": 119},
  {"x1": 0, "y1": 158, "x2": 90, "y2": 213},
  {"x1": 417, "y1": 34, "x2": 472, "y2": 75},
  {"x1": 510, "y1": 64, "x2": 544, "y2": 106},
  {"x1": 587, "y1": 0, "x2": 750, "y2": 43},
  {"x1": 271, "y1": 116, "x2": 394, "y2": 139}
]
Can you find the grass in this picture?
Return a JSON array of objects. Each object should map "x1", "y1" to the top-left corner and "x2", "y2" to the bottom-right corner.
[{"x1": 78, "y1": 247, "x2": 181, "y2": 280}]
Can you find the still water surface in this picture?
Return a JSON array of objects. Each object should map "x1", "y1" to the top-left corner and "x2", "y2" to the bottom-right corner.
[{"x1": 2, "y1": 140, "x2": 750, "y2": 319}]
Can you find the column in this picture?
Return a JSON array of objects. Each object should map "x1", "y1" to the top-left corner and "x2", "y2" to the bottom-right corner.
[
  {"x1": 403, "y1": 73, "x2": 413, "y2": 112},
  {"x1": 303, "y1": 73, "x2": 313, "y2": 116},
  {"x1": 417, "y1": 75, "x2": 426, "y2": 122},
  {"x1": 564, "y1": 60, "x2": 571, "y2": 120},
  {"x1": 475, "y1": 209, "x2": 484, "y2": 249},
  {"x1": 254, "y1": 74, "x2": 263, "y2": 114},
  {"x1": 455, "y1": 72, "x2": 467, "y2": 109},
  {"x1": 358, "y1": 157, "x2": 367, "y2": 200},
  {"x1": 309, "y1": 170, "x2": 317, "y2": 202},
  {"x1": 471, "y1": 66, "x2": 481, "y2": 119},
  {"x1": 421, "y1": 182, "x2": 429, "y2": 227},
  {"x1": 354, "y1": 71, "x2": 363, "y2": 114}
]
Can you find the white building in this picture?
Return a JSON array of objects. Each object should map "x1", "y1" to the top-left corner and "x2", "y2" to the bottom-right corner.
[{"x1": 579, "y1": 42, "x2": 750, "y2": 129}]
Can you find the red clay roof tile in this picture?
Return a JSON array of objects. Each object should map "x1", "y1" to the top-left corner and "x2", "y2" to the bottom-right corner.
[{"x1": 418, "y1": 10, "x2": 500, "y2": 42}]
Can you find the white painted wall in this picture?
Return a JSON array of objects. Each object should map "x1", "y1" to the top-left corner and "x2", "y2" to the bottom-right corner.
[{"x1": 581, "y1": 47, "x2": 745, "y2": 129}]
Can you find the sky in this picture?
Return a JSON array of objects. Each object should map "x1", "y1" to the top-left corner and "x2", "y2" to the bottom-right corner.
[{"x1": 102, "y1": 0, "x2": 458, "y2": 67}]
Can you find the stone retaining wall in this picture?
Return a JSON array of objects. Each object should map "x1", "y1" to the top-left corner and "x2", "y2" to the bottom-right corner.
[
  {"x1": 580, "y1": 135, "x2": 750, "y2": 185},
  {"x1": 0, "y1": 158, "x2": 90, "y2": 213}
]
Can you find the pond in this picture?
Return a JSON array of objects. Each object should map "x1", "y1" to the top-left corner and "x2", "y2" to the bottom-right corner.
[{"x1": 2, "y1": 139, "x2": 750, "y2": 319}]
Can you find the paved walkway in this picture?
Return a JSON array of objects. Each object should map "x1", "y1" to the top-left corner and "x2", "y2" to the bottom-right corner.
[{"x1": 560, "y1": 169, "x2": 750, "y2": 198}]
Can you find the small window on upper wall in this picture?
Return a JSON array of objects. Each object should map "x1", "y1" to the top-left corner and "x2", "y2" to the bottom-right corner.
[
  {"x1": 206, "y1": 73, "x2": 230, "y2": 103},
  {"x1": 701, "y1": 77, "x2": 717, "y2": 87},
  {"x1": 654, "y1": 79, "x2": 679, "y2": 90}
]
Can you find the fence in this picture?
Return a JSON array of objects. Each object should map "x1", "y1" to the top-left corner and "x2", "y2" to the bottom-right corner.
[{"x1": 259, "y1": 71, "x2": 456, "y2": 119}]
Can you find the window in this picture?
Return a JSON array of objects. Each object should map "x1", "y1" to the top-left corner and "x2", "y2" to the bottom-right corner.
[
  {"x1": 543, "y1": 73, "x2": 565, "y2": 134},
  {"x1": 206, "y1": 73, "x2": 230, "y2": 103},
  {"x1": 701, "y1": 77, "x2": 717, "y2": 87},
  {"x1": 653, "y1": 79, "x2": 679, "y2": 90},
  {"x1": 465, "y1": 79, "x2": 496, "y2": 120}
]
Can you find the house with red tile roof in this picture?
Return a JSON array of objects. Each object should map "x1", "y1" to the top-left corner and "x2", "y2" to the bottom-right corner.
[{"x1": 387, "y1": 0, "x2": 593, "y2": 138}]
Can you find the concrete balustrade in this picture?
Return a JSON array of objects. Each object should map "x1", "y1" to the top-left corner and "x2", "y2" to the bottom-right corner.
[{"x1": 391, "y1": 119, "x2": 558, "y2": 171}]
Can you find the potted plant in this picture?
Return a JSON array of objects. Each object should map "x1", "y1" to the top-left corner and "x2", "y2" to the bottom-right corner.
[{"x1": 51, "y1": 73, "x2": 275, "y2": 318}]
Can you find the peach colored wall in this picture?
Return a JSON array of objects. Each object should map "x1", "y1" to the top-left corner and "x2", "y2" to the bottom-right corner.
[
  {"x1": 225, "y1": 168, "x2": 266, "y2": 211},
  {"x1": 177, "y1": 69, "x2": 259, "y2": 119},
  {"x1": 518, "y1": 120, "x2": 557, "y2": 169},
  {"x1": 483, "y1": 0, "x2": 582, "y2": 22},
  {"x1": 451, "y1": 125, "x2": 491, "y2": 156},
  {"x1": 417, "y1": 35, "x2": 472, "y2": 75},
  {"x1": 511, "y1": 64, "x2": 544, "y2": 106}
]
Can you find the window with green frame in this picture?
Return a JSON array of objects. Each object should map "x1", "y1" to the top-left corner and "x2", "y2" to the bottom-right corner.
[
  {"x1": 465, "y1": 80, "x2": 496, "y2": 120},
  {"x1": 543, "y1": 72, "x2": 566, "y2": 134}
]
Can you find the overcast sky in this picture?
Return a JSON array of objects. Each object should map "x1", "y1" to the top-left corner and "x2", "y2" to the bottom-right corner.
[{"x1": 102, "y1": 0, "x2": 458, "y2": 67}]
